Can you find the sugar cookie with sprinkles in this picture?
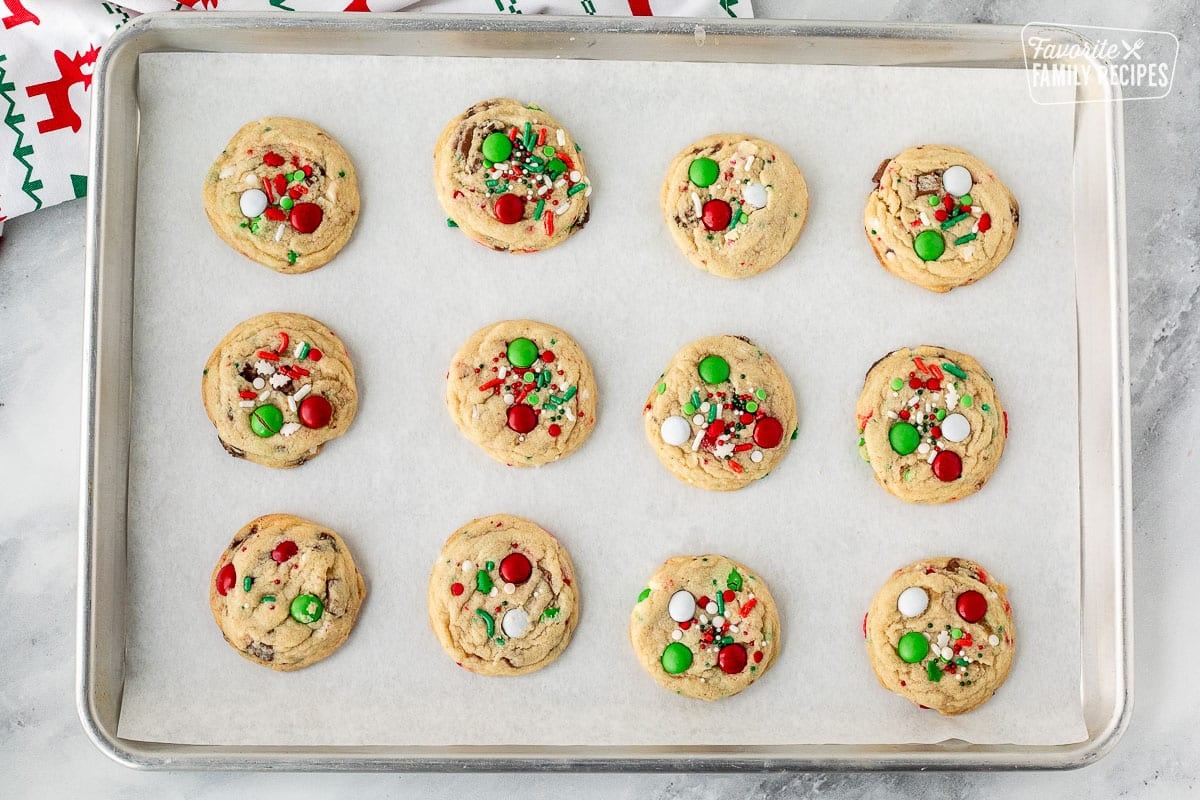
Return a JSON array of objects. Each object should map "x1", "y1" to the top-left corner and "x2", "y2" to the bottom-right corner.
[
  {"x1": 203, "y1": 117, "x2": 360, "y2": 274},
  {"x1": 630, "y1": 554, "x2": 781, "y2": 700},
  {"x1": 434, "y1": 98, "x2": 591, "y2": 253},
  {"x1": 202, "y1": 312, "x2": 357, "y2": 469},
  {"x1": 428, "y1": 514, "x2": 579, "y2": 676},
  {"x1": 210, "y1": 514, "x2": 366, "y2": 672},
  {"x1": 644, "y1": 334, "x2": 797, "y2": 491},
  {"x1": 856, "y1": 345, "x2": 1005, "y2": 504},
  {"x1": 865, "y1": 144, "x2": 1018, "y2": 293},
  {"x1": 660, "y1": 134, "x2": 809, "y2": 279},
  {"x1": 446, "y1": 319, "x2": 597, "y2": 467},
  {"x1": 865, "y1": 556, "x2": 1014, "y2": 715}
]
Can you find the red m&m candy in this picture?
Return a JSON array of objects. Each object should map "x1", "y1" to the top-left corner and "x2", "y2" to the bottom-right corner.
[
  {"x1": 506, "y1": 403, "x2": 537, "y2": 434},
  {"x1": 493, "y1": 193, "x2": 524, "y2": 224},
  {"x1": 717, "y1": 643, "x2": 748, "y2": 674},
  {"x1": 752, "y1": 417, "x2": 784, "y2": 449},
  {"x1": 298, "y1": 395, "x2": 332, "y2": 429},
  {"x1": 956, "y1": 590, "x2": 987, "y2": 623},
  {"x1": 701, "y1": 199, "x2": 732, "y2": 231},
  {"x1": 271, "y1": 540, "x2": 298, "y2": 563},
  {"x1": 499, "y1": 553, "x2": 533, "y2": 585},
  {"x1": 289, "y1": 202, "x2": 323, "y2": 234},
  {"x1": 931, "y1": 450, "x2": 962, "y2": 482},
  {"x1": 215, "y1": 563, "x2": 236, "y2": 596}
]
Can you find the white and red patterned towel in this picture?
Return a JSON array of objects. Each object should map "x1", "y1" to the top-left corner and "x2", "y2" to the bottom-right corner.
[{"x1": 0, "y1": 0, "x2": 751, "y2": 230}]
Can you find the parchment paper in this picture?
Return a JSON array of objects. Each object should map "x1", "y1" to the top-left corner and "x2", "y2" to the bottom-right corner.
[{"x1": 117, "y1": 52, "x2": 1085, "y2": 746}]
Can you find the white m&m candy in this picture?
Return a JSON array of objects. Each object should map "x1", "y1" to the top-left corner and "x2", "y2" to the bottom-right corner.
[
  {"x1": 940, "y1": 165, "x2": 973, "y2": 197},
  {"x1": 239, "y1": 188, "x2": 269, "y2": 218},
  {"x1": 897, "y1": 586, "x2": 929, "y2": 618},
  {"x1": 668, "y1": 590, "x2": 697, "y2": 623},
  {"x1": 660, "y1": 415, "x2": 692, "y2": 447}
]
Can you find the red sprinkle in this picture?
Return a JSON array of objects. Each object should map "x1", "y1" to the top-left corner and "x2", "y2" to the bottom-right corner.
[
  {"x1": 271, "y1": 540, "x2": 298, "y2": 563},
  {"x1": 899, "y1": 409, "x2": 911, "y2": 420},
  {"x1": 934, "y1": 209, "x2": 948, "y2": 222},
  {"x1": 705, "y1": 420, "x2": 726, "y2": 440},
  {"x1": 273, "y1": 173, "x2": 288, "y2": 194},
  {"x1": 909, "y1": 377, "x2": 922, "y2": 389},
  {"x1": 931, "y1": 426, "x2": 942, "y2": 438},
  {"x1": 264, "y1": 207, "x2": 286, "y2": 222},
  {"x1": 450, "y1": 582, "x2": 464, "y2": 596},
  {"x1": 722, "y1": 590, "x2": 735, "y2": 602},
  {"x1": 740, "y1": 598, "x2": 758, "y2": 617},
  {"x1": 733, "y1": 443, "x2": 754, "y2": 453},
  {"x1": 544, "y1": 210, "x2": 554, "y2": 236},
  {"x1": 276, "y1": 332, "x2": 289, "y2": 355},
  {"x1": 308, "y1": 349, "x2": 323, "y2": 362},
  {"x1": 239, "y1": 390, "x2": 257, "y2": 399},
  {"x1": 753, "y1": 650, "x2": 764, "y2": 664},
  {"x1": 697, "y1": 596, "x2": 710, "y2": 608},
  {"x1": 256, "y1": 350, "x2": 279, "y2": 361},
  {"x1": 215, "y1": 563, "x2": 236, "y2": 596},
  {"x1": 261, "y1": 176, "x2": 275, "y2": 204},
  {"x1": 262, "y1": 151, "x2": 284, "y2": 167},
  {"x1": 728, "y1": 460, "x2": 743, "y2": 474},
  {"x1": 942, "y1": 194, "x2": 955, "y2": 210},
  {"x1": 479, "y1": 378, "x2": 503, "y2": 391},
  {"x1": 541, "y1": 350, "x2": 555, "y2": 364},
  {"x1": 547, "y1": 423, "x2": 562, "y2": 437},
  {"x1": 978, "y1": 213, "x2": 992, "y2": 232}
]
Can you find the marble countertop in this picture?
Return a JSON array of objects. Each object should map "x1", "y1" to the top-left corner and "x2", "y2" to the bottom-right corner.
[{"x1": 2, "y1": 1, "x2": 1196, "y2": 796}]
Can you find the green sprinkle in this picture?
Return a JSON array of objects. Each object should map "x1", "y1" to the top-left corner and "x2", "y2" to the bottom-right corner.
[
  {"x1": 981, "y1": 403, "x2": 991, "y2": 412},
  {"x1": 739, "y1": 212, "x2": 749, "y2": 224},
  {"x1": 682, "y1": 402, "x2": 696, "y2": 415},
  {"x1": 239, "y1": 221, "x2": 248, "y2": 229},
  {"x1": 474, "y1": 608, "x2": 495, "y2": 637},
  {"x1": 960, "y1": 193, "x2": 973, "y2": 206},
  {"x1": 707, "y1": 403, "x2": 718, "y2": 423},
  {"x1": 936, "y1": 408, "x2": 947, "y2": 420},
  {"x1": 528, "y1": 394, "x2": 540, "y2": 405},
  {"x1": 485, "y1": 561, "x2": 495, "y2": 570},
  {"x1": 533, "y1": 199, "x2": 545, "y2": 220},
  {"x1": 495, "y1": 638, "x2": 504, "y2": 646},
  {"x1": 955, "y1": 658, "x2": 969, "y2": 667},
  {"x1": 563, "y1": 385, "x2": 577, "y2": 401},
  {"x1": 287, "y1": 250, "x2": 298, "y2": 265},
  {"x1": 657, "y1": 382, "x2": 667, "y2": 395},
  {"x1": 745, "y1": 401, "x2": 758, "y2": 413},
  {"x1": 260, "y1": 595, "x2": 275, "y2": 603},
  {"x1": 755, "y1": 388, "x2": 767, "y2": 400},
  {"x1": 485, "y1": 178, "x2": 499, "y2": 188},
  {"x1": 726, "y1": 568, "x2": 743, "y2": 591},
  {"x1": 904, "y1": 469, "x2": 914, "y2": 481},
  {"x1": 242, "y1": 576, "x2": 253, "y2": 593},
  {"x1": 927, "y1": 660, "x2": 943, "y2": 682},
  {"x1": 691, "y1": 391, "x2": 701, "y2": 408},
  {"x1": 961, "y1": 394, "x2": 974, "y2": 408},
  {"x1": 927, "y1": 195, "x2": 939, "y2": 207},
  {"x1": 890, "y1": 378, "x2": 904, "y2": 391},
  {"x1": 940, "y1": 212, "x2": 969, "y2": 229},
  {"x1": 637, "y1": 588, "x2": 651, "y2": 603},
  {"x1": 279, "y1": 196, "x2": 294, "y2": 211},
  {"x1": 951, "y1": 628, "x2": 963, "y2": 639},
  {"x1": 791, "y1": 427, "x2": 798, "y2": 440},
  {"x1": 567, "y1": 182, "x2": 588, "y2": 197},
  {"x1": 446, "y1": 218, "x2": 458, "y2": 228},
  {"x1": 942, "y1": 362, "x2": 968, "y2": 379},
  {"x1": 475, "y1": 569, "x2": 494, "y2": 594},
  {"x1": 542, "y1": 146, "x2": 554, "y2": 157},
  {"x1": 716, "y1": 590, "x2": 725, "y2": 615},
  {"x1": 523, "y1": 371, "x2": 534, "y2": 382},
  {"x1": 954, "y1": 233, "x2": 977, "y2": 246},
  {"x1": 297, "y1": 342, "x2": 310, "y2": 361},
  {"x1": 337, "y1": 170, "x2": 346, "y2": 178}
]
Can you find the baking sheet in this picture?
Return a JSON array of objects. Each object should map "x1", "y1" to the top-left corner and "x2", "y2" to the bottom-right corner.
[{"x1": 117, "y1": 52, "x2": 1084, "y2": 746}]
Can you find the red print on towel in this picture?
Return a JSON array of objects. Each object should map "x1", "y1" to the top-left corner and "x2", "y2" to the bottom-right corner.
[
  {"x1": 25, "y1": 46, "x2": 101, "y2": 134},
  {"x1": 2, "y1": 0, "x2": 39, "y2": 29}
]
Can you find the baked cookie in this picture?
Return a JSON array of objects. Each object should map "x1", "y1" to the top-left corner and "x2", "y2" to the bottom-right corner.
[
  {"x1": 210, "y1": 514, "x2": 366, "y2": 671},
  {"x1": 446, "y1": 319, "x2": 597, "y2": 467},
  {"x1": 864, "y1": 144, "x2": 1018, "y2": 293},
  {"x1": 661, "y1": 134, "x2": 808, "y2": 279},
  {"x1": 203, "y1": 117, "x2": 360, "y2": 274},
  {"x1": 428, "y1": 514, "x2": 579, "y2": 676},
  {"x1": 202, "y1": 312, "x2": 357, "y2": 469},
  {"x1": 643, "y1": 335, "x2": 797, "y2": 491},
  {"x1": 630, "y1": 555, "x2": 780, "y2": 701},
  {"x1": 434, "y1": 98, "x2": 591, "y2": 253},
  {"x1": 856, "y1": 346, "x2": 1005, "y2": 504},
  {"x1": 865, "y1": 556, "x2": 1014, "y2": 715}
]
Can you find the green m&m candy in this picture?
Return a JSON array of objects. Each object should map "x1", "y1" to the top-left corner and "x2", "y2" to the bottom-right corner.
[
  {"x1": 897, "y1": 631, "x2": 929, "y2": 663},
  {"x1": 661, "y1": 641, "x2": 693, "y2": 674},
  {"x1": 688, "y1": 157, "x2": 719, "y2": 188},
  {"x1": 888, "y1": 421, "x2": 920, "y2": 455},
  {"x1": 481, "y1": 131, "x2": 513, "y2": 163},
  {"x1": 913, "y1": 229, "x2": 945, "y2": 261},
  {"x1": 249, "y1": 404, "x2": 283, "y2": 438},
  {"x1": 507, "y1": 337, "x2": 539, "y2": 368},
  {"x1": 290, "y1": 593, "x2": 324, "y2": 624},
  {"x1": 697, "y1": 355, "x2": 730, "y2": 385}
]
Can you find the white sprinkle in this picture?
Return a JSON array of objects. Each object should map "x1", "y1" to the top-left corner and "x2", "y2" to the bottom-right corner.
[
  {"x1": 713, "y1": 615, "x2": 725, "y2": 627},
  {"x1": 886, "y1": 250, "x2": 896, "y2": 260},
  {"x1": 927, "y1": 450, "x2": 937, "y2": 464},
  {"x1": 918, "y1": 443, "x2": 930, "y2": 455},
  {"x1": 569, "y1": 170, "x2": 581, "y2": 182},
  {"x1": 563, "y1": 407, "x2": 575, "y2": 421},
  {"x1": 908, "y1": 395, "x2": 920, "y2": 407},
  {"x1": 887, "y1": 410, "x2": 898, "y2": 419},
  {"x1": 280, "y1": 422, "x2": 301, "y2": 437},
  {"x1": 555, "y1": 179, "x2": 566, "y2": 188},
  {"x1": 941, "y1": 646, "x2": 954, "y2": 660},
  {"x1": 242, "y1": 173, "x2": 258, "y2": 186},
  {"x1": 691, "y1": 192, "x2": 703, "y2": 218},
  {"x1": 691, "y1": 429, "x2": 705, "y2": 452},
  {"x1": 750, "y1": 450, "x2": 763, "y2": 463},
  {"x1": 471, "y1": 406, "x2": 480, "y2": 420},
  {"x1": 700, "y1": 402, "x2": 711, "y2": 413},
  {"x1": 972, "y1": 223, "x2": 979, "y2": 234},
  {"x1": 729, "y1": 625, "x2": 739, "y2": 634},
  {"x1": 497, "y1": 367, "x2": 507, "y2": 379},
  {"x1": 275, "y1": 224, "x2": 284, "y2": 242},
  {"x1": 219, "y1": 166, "x2": 235, "y2": 179},
  {"x1": 461, "y1": 560, "x2": 474, "y2": 573},
  {"x1": 503, "y1": 393, "x2": 515, "y2": 405},
  {"x1": 269, "y1": 373, "x2": 290, "y2": 389},
  {"x1": 556, "y1": 128, "x2": 565, "y2": 146},
  {"x1": 692, "y1": 414, "x2": 705, "y2": 425},
  {"x1": 870, "y1": 217, "x2": 881, "y2": 230},
  {"x1": 556, "y1": 203, "x2": 570, "y2": 216},
  {"x1": 714, "y1": 403, "x2": 722, "y2": 419},
  {"x1": 961, "y1": 246, "x2": 975, "y2": 261},
  {"x1": 989, "y1": 635, "x2": 1000, "y2": 646},
  {"x1": 256, "y1": 389, "x2": 270, "y2": 402},
  {"x1": 699, "y1": 614, "x2": 709, "y2": 625},
  {"x1": 919, "y1": 212, "x2": 930, "y2": 226},
  {"x1": 503, "y1": 582, "x2": 515, "y2": 595},
  {"x1": 252, "y1": 377, "x2": 266, "y2": 390},
  {"x1": 971, "y1": 205, "x2": 983, "y2": 215},
  {"x1": 288, "y1": 395, "x2": 297, "y2": 413},
  {"x1": 537, "y1": 186, "x2": 549, "y2": 196},
  {"x1": 239, "y1": 400, "x2": 255, "y2": 408},
  {"x1": 705, "y1": 602, "x2": 718, "y2": 615},
  {"x1": 294, "y1": 384, "x2": 312, "y2": 401},
  {"x1": 584, "y1": 186, "x2": 591, "y2": 197},
  {"x1": 489, "y1": 587, "x2": 498, "y2": 597},
  {"x1": 744, "y1": 155, "x2": 754, "y2": 171},
  {"x1": 254, "y1": 360, "x2": 275, "y2": 376},
  {"x1": 672, "y1": 629, "x2": 683, "y2": 640}
]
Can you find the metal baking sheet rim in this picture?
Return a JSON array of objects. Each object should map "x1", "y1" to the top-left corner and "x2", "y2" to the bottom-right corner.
[{"x1": 77, "y1": 13, "x2": 1132, "y2": 771}]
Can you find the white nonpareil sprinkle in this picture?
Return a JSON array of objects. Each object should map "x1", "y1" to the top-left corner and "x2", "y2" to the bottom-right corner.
[
  {"x1": 294, "y1": 384, "x2": 312, "y2": 401},
  {"x1": 750, "y1": 450, "x2": 763, "y2": 463},
  {"x1": 941, "y1": 646, "x2": 954, "y2": 660},
  {"x1": 269, "y1": 373, "x2": 290, "y2": 389},
  {"x1": 691, "y1": 192, "x2": 703, "y2": 218},
  {"x1": 254, "y1": 360, "x2": 275, "y2": 376},
  {"x1": 252, "y1": 377, "x2": 266, "y2": 390},
  {"x1": 503, "y1": 582, "x2": 515, "y2": 595},
  {"x1": 672, "y1": 629, "x2": 682, "y2": 641},
  {"x1": 700, "y1": 402, "x2": 711, "y2": 413},
  {"x1": 989, "y1": 635, "x2": 1000, "y2": 646},
  {"x1": 504, "y1": 393, "x2": 515, "y2": 405},
  {"x1": 712, "y1": 615, "x2": 725, "y2": 627},
  {"x1": 280, "y1": 422, "x2": 301, "y2": 437},
  {"x1": 569, "y1": 170, "x2": 581, "y2": 182},
  {"x1": 917, "y1": 442, "x2": 930, "y2": 455},
  {"x1": 692, "y1": 414, "x2": 704, "y2": 425},
  {"x1": 705, "y1": 602, "x2": 718, "y2": 615},
  {"x1": 242, "y1": 173, "x2": 258, "y2": 185},
  {"x1": 238, "y1": 400, "x2": 255, "y2": 408},
  {"x1": 461, "y1": 560, "x2": 474, "y2": 573},
  {"x1": 489, "y1": 587, "x2": 498, "y2": 597}
]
